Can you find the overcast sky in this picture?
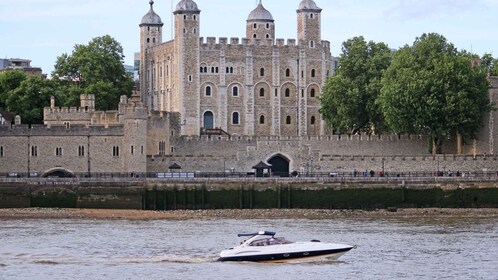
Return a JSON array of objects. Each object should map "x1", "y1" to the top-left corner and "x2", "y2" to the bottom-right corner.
[{"x1": 1, "y1": 0, "x2": 497, "y2": 74}]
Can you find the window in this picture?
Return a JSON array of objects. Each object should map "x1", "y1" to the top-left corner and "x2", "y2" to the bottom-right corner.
[
  {"x1": 159, "y1": 141, "x2": 166, "y2": 156},
  {"x1": 78, "y1": 146, "x2": 85, "y2": 157},
  {"x1": 113, "y1": 146, "x2": 120, "y2": 157},
  {"x1": 259, "y1": 115, "x2": 265, "y2": 124},
  {"x1": 211, "y1": 67, "x2": 215, "y2": 73},
  {"x1": 200, "y1": 67, "x2": 204, "y2": 73},
  {"x1": 31, "y1": 146, "x2": 38, "y2": 157},
  {"x1": 233, "y1": 86, "x2": 239, "y2": 97},
  {"x1": 0, "y1": 146, "x2": 3, "y2": 157},
  {"x1": 310, "y1": 41, "x2": 315, "y2": 48},
  {"x1": 286, "y1": 116, "x2": 291, "y2": 125},
  {"x1": 285, "y1": 88, "x2": 290, "y2": 97},
  {"x1": 311, "y1": 116, "x2": 316, "y2": 125},
  {"x1": 188, "y1": 75, "x2": 192, "y2": 82},
  {"x1": 310, "y1": 88, "x2": 316, "y2": 98},
  {"x1": 259, "y1": 88, "x2": 265, "y2": 97},
  {"x1": 253, "y1": 34, "x2": 257, "y2": 39},
  {"x1": 153, "y1": 38, "x2": 156, "y2": 43},
  {"x1": 56, "y1": 147, "x2": 63, "y2": 157},
  {"x1": 311, "y1": 69, "x2": 316, "y2": 78},
  {"x1": 285, "y1": 68, "x2": 290, "y2": 77},
  {"x1": 184, "y1": 15, "x2": 187, "y2": 20},
  {"x1": 193, "y1": 15, "x2": 196, "y2": 20},
  {"x1": 160, "y1": 67, "x2": 163, "y2": 77},
  {"x1": 260, "y1": 68, "x2": 265, "y2": 76},
  {"x1": 131, "y1": 146, "x2": 134, "y2": 155},
  {"x1": 310, "y1": 14, "x2": 314, "y2": 19},
  {"x1": 266, "y1": 34, "x2": 270, "y2": 39},
  {"x1": 253, "y1": 23, "x2": 257, "y2": 29},
  {"x1": 141, "y1": 146, "x2": 144, "y2": 154},
  {"x1": 206, "y1": 86, "x2": 212, "y2": 96},
  {"x1": 232, "y1": 112, "x2": 240, "y2": 125},
  {"x1": 194, "y1": 28, "x2": 197, "y2": 34},
  {"x1": 215, "y1": 67, "x2": 219, "y2": 73},
  {"x1": 266, "y1": 23, "x2": 270, "y2": 29}
]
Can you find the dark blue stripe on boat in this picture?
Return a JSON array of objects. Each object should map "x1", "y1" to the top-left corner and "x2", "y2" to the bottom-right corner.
[{"x1": 217, "y1": 247, "x2": 352, "y2": 262}]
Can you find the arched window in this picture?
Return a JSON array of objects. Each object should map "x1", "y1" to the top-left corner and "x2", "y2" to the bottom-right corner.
[
  {"x1": 232, "y1": 112, "x2": 240, "y2": 125},
  {"x1": 260, "y1": 68, "x2": 265, "y2": 76},
  {"x1": 285, "y1": 88, "x2": 290, "y2": 97},
  {"x1": 266, "y1": 23, "x2": 270, "y2": 29},
  {"x1": 310, "y1": 88, "x2": 316, "y2": 98},
  {"x1": 205, "y1": 86, "x2": 212, "y2": 96},
  {"x1": 259, "y1": 115, "x2": 265, "y2": 124},
  {"x1": 266, "y1": 34, "x2": 270, "y2": 39},
  {"x1": 147, "y1": 38, "x2": 150, "y2": 43},
  {"x1": 310, "y1": 41, "x2": 315, "y2": 48},
  {"x1": 311, "y1": 69, "x2": 316, "y2": 78},
  {"x1": 285, "y1": 68, "x2": 290, "y2": 77},
  {"x1": 203, "y1": 67, "x2": 207, "y2": 73},
  {"x1": 311, "y1": 116, "x2": 316, "y2": 125},
  {"x1": 230, "y1": 67, "x2": 234, "y2": 73},
  {"x1": 233, "y1": 86, "x2": 239, "y2": 97},
  {"x1": 253, "y1": 23, "x2": 257, "y2": 29},
  {"x1": 286, "y1": 116, "x2": 291, "y2": 125},
  {"x1": 310, "y1": 14, "x2": 314, "y2": 19},
  {"x1": 259, "y1": 88, "x2": 265, "y2": 97},
  {"x1": 200, "y1": 67, "x2": 204, "y2": 73},
  {"x1": 253, "y1": 34, "x2": 257, "y2": 39}
]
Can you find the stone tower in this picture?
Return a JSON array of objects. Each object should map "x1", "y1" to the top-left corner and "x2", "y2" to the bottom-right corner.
[
  {"x1": 246, "y1": 1, "x2": 275, "y2": 40},
  {"x1": 140, "y1": 0, "x2": 163, "y2": 109},
  {"x1": 297, "y1": 0, "x2": 322, "y2": 47},
  {"x1": 173, "y1": 0, "x2": 201, "y2": 135}
]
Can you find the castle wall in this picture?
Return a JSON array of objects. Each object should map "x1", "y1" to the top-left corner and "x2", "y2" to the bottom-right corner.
[{"x1": 193, "y1": 37, "x2": 332, "y2": 137}]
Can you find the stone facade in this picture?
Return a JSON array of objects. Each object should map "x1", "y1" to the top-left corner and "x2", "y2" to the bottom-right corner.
[{"x1": 140, "y1": 0, "x2": 332, "y2": 137}]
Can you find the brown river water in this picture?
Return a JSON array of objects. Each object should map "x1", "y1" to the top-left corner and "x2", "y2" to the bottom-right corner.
[{"x1": 1, "y1": 216, "x2": 497, "y2": 279}]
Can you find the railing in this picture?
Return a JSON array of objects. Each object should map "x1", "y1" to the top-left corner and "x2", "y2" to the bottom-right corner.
[{"x1": 1, "y1": 171, "x2": 497, "y2": 183}]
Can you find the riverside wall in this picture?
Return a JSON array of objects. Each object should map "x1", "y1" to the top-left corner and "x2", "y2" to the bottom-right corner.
[{"x1": 1, "y1": 179, "x2": 497, "y2": 210}]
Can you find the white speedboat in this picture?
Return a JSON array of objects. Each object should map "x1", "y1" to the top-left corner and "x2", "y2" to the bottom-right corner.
[{"x1": 218, "y1": 231, "x2": 354, "y2": 263}]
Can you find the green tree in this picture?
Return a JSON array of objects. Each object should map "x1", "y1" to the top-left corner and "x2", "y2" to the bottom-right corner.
[
  {"x1": 480, "y1": 53, "x2": 498, "y2": 76},
  {"x1": 52, "y1": 35, "x2": 133, "y2": 110},
  {"x1": 378, "y1": 33, "x2": 491, "y2": 154},
  {"x1": 0, "y1": 70, "x2": 27, "y2": 108},
  {"x1": 320, "y1": 36, "x2": 392, "y2": 134},
  {"x1": 2, "y1": 75, "x2": 54, "y2": 124}
]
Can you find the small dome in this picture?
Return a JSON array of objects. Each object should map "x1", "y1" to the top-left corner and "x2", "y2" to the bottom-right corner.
[
  {"x1": 175, "y1": 0, "x2": 200, "y2": 13},
  {"x1": 247, "y1": 2, "x2": 274, "y2": 22},
  {"x1": 298, "y1": 0, "x2": 322, "y2": 11},
  {"x1": 141, "y1": 1, "x2": 163, "y2": 26}
]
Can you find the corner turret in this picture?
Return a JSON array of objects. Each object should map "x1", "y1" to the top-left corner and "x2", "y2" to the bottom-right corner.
[{"x1": 246, "y1": 1, "x2": 275, "y2": 40}]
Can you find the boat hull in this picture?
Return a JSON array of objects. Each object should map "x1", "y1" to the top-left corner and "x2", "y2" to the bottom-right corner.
[{"x1": 217, "y1": 247, "x2": 353, "y2": 263}]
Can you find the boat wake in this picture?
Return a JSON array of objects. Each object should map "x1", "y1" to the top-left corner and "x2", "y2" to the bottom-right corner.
[{"x1": 121, "y1": 255, "x2": 216, "y2": 264}]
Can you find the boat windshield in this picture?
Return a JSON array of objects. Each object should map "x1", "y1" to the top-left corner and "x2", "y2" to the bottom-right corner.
[{"x1": 249, "y1": 237, "x2": 294, "y2": 246}]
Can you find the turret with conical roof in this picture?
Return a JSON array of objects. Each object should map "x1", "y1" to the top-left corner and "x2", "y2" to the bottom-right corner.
[
  {"x1": 173, "y1": 0, "x2": 201, "y2": 135},
  {"x1": 297, "y1": 0, "x2": 322, "y2": 46},
  {"x1": 139, "y1": 0, "x2": 164, "y2": 108},
  {"x1": 246, "y1": 1, "x2": 275, "y2": 40}
]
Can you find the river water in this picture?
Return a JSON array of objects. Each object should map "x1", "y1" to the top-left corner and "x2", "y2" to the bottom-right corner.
[{"x1": 1, "y1": 216, "x2": 497, "y2": 280}]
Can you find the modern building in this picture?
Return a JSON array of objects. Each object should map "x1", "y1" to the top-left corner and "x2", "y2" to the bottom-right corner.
[{"x1": 0, "y1": 58, "x2": 43, "y2": 76}]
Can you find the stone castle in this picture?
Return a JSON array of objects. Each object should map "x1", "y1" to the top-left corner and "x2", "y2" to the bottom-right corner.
[{"x1": 0, "y1": 0, "x2": 497, "y2": 177}]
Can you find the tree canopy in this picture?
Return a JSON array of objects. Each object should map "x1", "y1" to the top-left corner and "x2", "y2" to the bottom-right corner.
[
  {"x1": 320, "y1": 36, "x2": 392, "y2": 134},
  {"x1": 52, "y1": 35, "x2": 133, "y2": 110},
  {"x1": 2, "y1": 75, "x2": 56, "y2": 124},
  {"x1": 377, "y1": 33, "x2": 491, "y2": 154}
]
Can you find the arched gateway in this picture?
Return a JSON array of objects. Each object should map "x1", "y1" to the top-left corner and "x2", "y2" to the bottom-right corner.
[{"x1": 268, "y1": 154, "x2": 290, "y2": 177}]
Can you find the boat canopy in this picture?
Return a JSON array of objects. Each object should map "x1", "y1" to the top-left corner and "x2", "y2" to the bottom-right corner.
[{"x1": 238, "y1": 231, "x2": 276, "y2": 237}]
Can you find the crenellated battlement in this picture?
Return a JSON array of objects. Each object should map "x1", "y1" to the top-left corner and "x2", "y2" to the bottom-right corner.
[
  {"x1": 176, "y1": 134, "x2": 428, "y2": 143},
  {"x1": 198, "y1": 37, "x2": 300, "y2": 48},
  {"x1": 0, "y1": 123, "x2": 124, "y2": 136}
]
